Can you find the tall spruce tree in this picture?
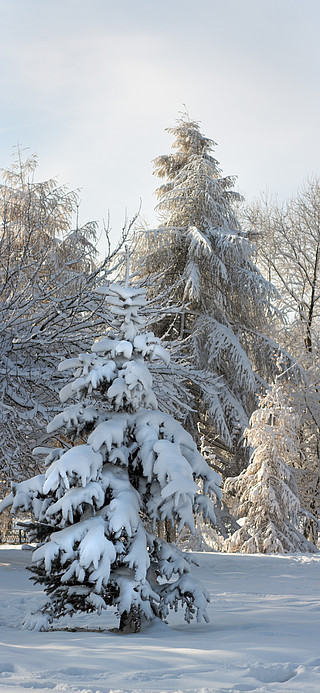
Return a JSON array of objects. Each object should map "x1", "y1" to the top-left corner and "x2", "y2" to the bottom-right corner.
[
  {"x1": 0, "y1": 275, "x2": 221, "y2": 632},
  {"x1": 134, "y1": 115, "x2": 288, "y2": 472}
]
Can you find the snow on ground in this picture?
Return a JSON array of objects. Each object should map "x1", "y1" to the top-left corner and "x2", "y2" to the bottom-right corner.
[{"x1": 0, "y1": 546, "x2": 320, "y2": 693}]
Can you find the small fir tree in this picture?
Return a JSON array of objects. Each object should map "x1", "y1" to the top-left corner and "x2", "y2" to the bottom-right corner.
[
  {"x1": 0, "y1": 276, "x2": 221, "y2": 632},
  {"x1": 224, "y1": 383, "x2": 318, "y2": 553}
]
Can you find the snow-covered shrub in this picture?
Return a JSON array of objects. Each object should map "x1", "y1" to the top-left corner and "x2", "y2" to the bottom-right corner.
[
  {"x1": 0, "y1": 279, "x2": 221, "y2": 631},
  {"x1": 224, "y1": 383, "x2": 318, "y2": 554}
]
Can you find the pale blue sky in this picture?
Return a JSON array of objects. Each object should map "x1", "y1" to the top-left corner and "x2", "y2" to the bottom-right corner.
[{"x1": 1, "y1": 0, "x2": 319, "y2": 252}]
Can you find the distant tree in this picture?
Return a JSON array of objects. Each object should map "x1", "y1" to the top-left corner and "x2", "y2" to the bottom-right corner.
[
  {"x1": 247, "y1": 178, "x2": 320, "y2": 357},
  {"x1": 0, "y1": 277, "x2": 221, "y2": 632},
  {"x1": 133, "y1": 115, "x2": 289, "y2": 473},
  {"x1": 224, "y1": 383, "x2": 318, "y2": 553},
  {"x1": 0, "y1": 149, "x2": 114, "y2": 497},
  {"x1": 246, "y1": 180, "x2": 320, "y2": 535}
]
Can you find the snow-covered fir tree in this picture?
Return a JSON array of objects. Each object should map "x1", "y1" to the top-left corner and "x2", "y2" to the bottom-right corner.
[
  {"x1": 0, "y1": 276, "x2": 221, "y2": 632},
  {"x1": 133, "y1": 114, "x2": 290, "y2": 472},
  {"x1": 224, "y1": 383, "x2": 318, "y2": 553}
]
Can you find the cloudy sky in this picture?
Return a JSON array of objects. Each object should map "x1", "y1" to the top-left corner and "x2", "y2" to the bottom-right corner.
[{"x1": 1, "y1": 0, "x2": 319, "y2": 253}]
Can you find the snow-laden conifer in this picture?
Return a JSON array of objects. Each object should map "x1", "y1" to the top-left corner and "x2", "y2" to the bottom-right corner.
[
  {"x1": 0, "y1": 277, "x2": 221, "y2": 632},
  {"x1": 133, "y1": 115, "x2": 292, "y2": 469},
  {"x1": 224, "y1": 383, "x2": 318, "y2": 553}
]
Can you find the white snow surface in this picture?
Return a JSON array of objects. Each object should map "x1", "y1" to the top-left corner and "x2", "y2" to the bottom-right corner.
[{"x1": 0, "y1": 546, "x2": 320, "y2": 693}]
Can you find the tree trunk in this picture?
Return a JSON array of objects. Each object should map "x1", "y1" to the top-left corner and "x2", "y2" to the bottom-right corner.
[
  {"x1": 165, "y1": 518, "x2": 176, "y2": 543},
  {"x1": 119, "y1": 606, "x2": 142, "y2": 633}
]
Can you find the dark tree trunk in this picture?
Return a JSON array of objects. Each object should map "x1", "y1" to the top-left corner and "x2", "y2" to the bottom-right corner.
[
  {"x1": 165, "y1": 518, "x2": 176, "y2": 543},
  {"x1": 119, "y1": 606, "x2": 142, "y2": 633}
]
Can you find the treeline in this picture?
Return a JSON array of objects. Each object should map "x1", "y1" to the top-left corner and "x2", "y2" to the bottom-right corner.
[{"x1": 0, "y1": 117, "x2": 319, "y2": 553}]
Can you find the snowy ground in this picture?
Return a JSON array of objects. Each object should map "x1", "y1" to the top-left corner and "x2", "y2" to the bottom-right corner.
[{"x1": 0, "y1": 546, "x2": 320, "y2": 693}]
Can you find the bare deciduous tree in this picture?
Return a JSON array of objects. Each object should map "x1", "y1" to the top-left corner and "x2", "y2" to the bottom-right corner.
[
  {"x1": 0, "y1": 149, "x2": 121, "y2": 497},
  {"x1": 246, "y1": 179, "x2": 320, "y2": 532}
]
